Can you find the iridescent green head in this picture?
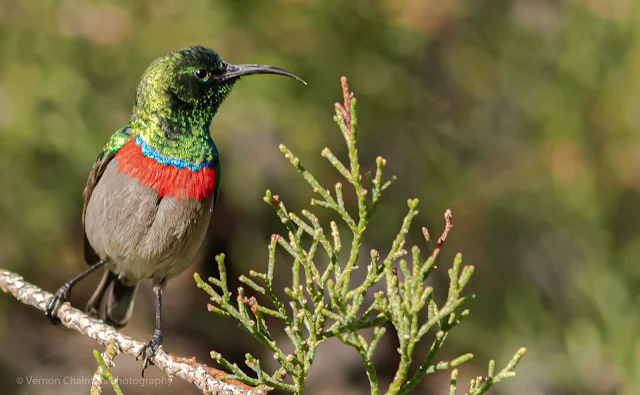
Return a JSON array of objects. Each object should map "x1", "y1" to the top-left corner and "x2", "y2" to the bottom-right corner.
[{"x1": 131, "y1": 45, "x2": 304, "y2": 133}]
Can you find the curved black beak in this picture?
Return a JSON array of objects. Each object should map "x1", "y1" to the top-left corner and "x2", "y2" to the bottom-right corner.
[{"x1": 221, "y1": 64, "x2": 306, "y2": 85}]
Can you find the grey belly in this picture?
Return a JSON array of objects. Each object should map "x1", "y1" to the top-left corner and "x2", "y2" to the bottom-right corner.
[{"x1": 84, "y1": 159, "x2": 214, "y2": 284}]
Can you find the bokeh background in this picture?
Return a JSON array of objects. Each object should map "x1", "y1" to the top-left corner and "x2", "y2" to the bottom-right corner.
[{"x1": 1, "y1": 0, "x2": 639, "y2": 394}]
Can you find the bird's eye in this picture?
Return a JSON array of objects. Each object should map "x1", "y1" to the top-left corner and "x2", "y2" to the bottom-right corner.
[{"x1": 194, "y1": 68, "x2": 209, "y2": 81}]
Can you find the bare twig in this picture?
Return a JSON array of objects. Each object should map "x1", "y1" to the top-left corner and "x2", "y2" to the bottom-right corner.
[
  {"x1": 334, "y1": 76, "x2": 354, "y2": 133},
  {"x1": 0, "y1": 270, "x2": 266, "y2": 395},
  {"x1": 437, "y1": 209, "x2": 453, "y2": 250},
  {"x1": 423, "y1": 209, "x2": 453, "y2": 259}
]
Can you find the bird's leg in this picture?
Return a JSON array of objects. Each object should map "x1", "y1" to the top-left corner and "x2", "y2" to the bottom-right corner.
[
  {"x1": 137, "y1": 284, "x2": 164, "y2": 376},
  {"x1": 46, "y1": 259, "x2": 107, "y2": 325}
]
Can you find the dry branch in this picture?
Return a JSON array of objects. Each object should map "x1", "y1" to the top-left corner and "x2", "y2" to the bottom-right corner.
[{"x1": 0, "y1": 269, "x2": 266, "y2": 395}]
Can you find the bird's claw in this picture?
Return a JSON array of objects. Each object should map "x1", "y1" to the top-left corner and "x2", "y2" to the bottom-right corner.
[
  {"x1": 45, "y1": 284, "x2": 72, "y2": 325},
  {"x1": 137, "y1": 330, "x2": 163, "y2": 376}
]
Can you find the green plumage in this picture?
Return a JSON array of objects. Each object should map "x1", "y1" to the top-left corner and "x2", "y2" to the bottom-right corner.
[
  {"x1": 100, "y1": 127, "x2": 133, "y2": 159},
  {"x1": 129, "y1": 47, "x2": 234, "y2": 165},
  {"x1": 99, "y1": 47, "x2": 235, "y2": 167}
]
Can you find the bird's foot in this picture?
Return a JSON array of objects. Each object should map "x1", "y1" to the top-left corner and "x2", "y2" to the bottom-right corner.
[
  {"x1": 45, "y1": 283, "x2": 72, "y2": 325},
  {"x1": 137, "y1": 330, "x2": 163, "y2": 376}
]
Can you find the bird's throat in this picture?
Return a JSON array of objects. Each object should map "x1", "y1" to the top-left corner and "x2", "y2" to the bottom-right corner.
[{"x1": 130, "y1": 110, "x2": 218, "y2": 164}]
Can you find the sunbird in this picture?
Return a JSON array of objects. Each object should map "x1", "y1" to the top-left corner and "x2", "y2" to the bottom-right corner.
[{"x1": 45, "y1": 46, "x2": 304, "y2": 374}]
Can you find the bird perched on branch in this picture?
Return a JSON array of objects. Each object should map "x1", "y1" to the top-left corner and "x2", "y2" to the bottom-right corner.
[{"x1": 45, "y1": 46, "x2": 304, "y2": 374}]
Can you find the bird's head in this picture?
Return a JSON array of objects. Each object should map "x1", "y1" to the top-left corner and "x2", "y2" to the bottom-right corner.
[{"x1": 132, "y1": 46, "x2": 304, "y2": 130}]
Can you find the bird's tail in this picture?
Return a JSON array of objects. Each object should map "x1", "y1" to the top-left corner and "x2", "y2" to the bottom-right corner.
[{"x1": 86, "y1": 270, "x2": 138, "y2": 328}]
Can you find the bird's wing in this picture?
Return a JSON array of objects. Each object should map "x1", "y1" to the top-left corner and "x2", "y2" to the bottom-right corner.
[{"x1": 83, "y1": 127, "x2": 134, "y2": 265}]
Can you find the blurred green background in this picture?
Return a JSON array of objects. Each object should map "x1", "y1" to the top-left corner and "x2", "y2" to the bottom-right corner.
[{"x1": 1, "y1": 0, "x2": 639, "y2": 394}]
